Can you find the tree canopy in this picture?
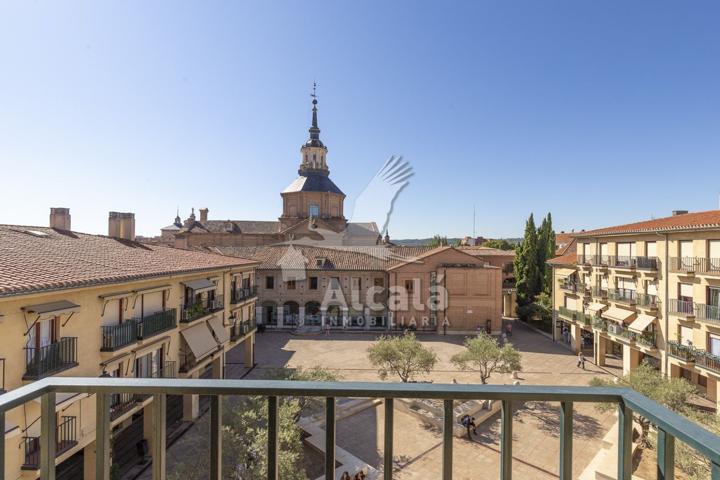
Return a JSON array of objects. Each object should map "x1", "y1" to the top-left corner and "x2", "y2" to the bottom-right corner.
[
  {"x1": 450, "y1": 333, "x2": 522, "y2": 384},
  {"x1": 367, "y1": 332, "x2": 438, "y2": 382}
]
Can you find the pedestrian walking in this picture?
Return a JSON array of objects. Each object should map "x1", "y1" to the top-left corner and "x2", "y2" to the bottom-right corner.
[
  {"x1": 577, "y1": 352, "x2": 586, "y2": 369},
  {"x1": 324, "y1": 321, "x2": 331, "y2": 336},
  {"x1": 506, "y1": 322, "x2": 513, "y2": 338}
]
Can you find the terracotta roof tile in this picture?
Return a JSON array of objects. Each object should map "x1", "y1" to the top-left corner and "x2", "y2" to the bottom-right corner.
[
  {"x1": 0, "y1": 225, "x2": 257, "y2": 298},
  {"x1": 457, "y1": 246, "x2": 516, "y2": 257},
  {"x1": 575, "y1": 210, "x2": 720, "y2": 237},
  {"x1": 547, "y1": 252, "x2": 577, "y2": 266}
]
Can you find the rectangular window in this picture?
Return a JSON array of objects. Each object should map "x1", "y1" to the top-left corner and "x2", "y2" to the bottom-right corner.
[
  {"x1": 708, "y1": 287, "x2": 720, "y2": 307},
  {"x1": 645, "y1": 241, "x2": 657, "y2": 258},
  {"x1": 374, "y1": 277, "x2": 385, "y2": 288},
  {"x1": 309, "y1": 204, "x2": 320, "y2": 217},
  {"x1": 405, "y1": 280, "x2": 414, "y2": 293},
  {"x1": 680, "y1": 240, "x2": 694, "y2": 269},
  {"x1": 617, "y1": 277, "x2": 635, "y2": 291},
  {"x1": 330, "y1": 277, "x2": 340, "y2": 289},
  {"x1": 266, "y1": 276, "x2": 275, "y2": 289},
  {"x1": 309, "y1": 276, "x2": 318, "y2": 290},
  {"x1": 600, "y1": 243, "x2": 608, "y2": 258},
  {"x1": 679, "y1": 283, "x2": 693, "y2": 301},
  {"x1": 709, "y1": 240, "x2": 720, "y2": 272},
  {"x1": 286, "y1": 280, "x2": 296, "y2": 290},
  {"x1": 351, "y1": 277, "x2": 361, "y2": 291},
  {"x1": 646, "y1": 280, "x2": 658, "y2": 296},
  {"x1": 709, "y1": 333, "x2": 720, "y2": 356},
  {"x1": 680, "y1": 325, "x2": 694, "y2": 346},
  {"x1": 564, "y1": 296, "x2": 576, "y2": 310},
  {"x1": 617, "y1": 242, "x2": 632, "y2": 258}
]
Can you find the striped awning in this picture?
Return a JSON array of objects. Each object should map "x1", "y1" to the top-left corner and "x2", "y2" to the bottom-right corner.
[
  {"x1": 180, "y1": 323, "x2": 219, "y2": 361},
  {"x1": 207, "y1": 316, "x2": 230, "y2": 344},
  {"x1": 602, "y1": 306, "x2": 636, "y2": 324},
  {"x1": 586, "y1": 302, "x2": 607, "y2": 314},
  {"x1": 628, "y1": 314, "x2": 656, "y2": 333},
  {"x1": 183, "y1": 279, "x2": 216, "y2": 294}
]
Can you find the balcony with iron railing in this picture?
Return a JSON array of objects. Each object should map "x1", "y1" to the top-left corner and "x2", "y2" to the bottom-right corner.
[
  {"x1": 609, "y1": 256, "x2": 659, "y2": 270},
  {"x1": 696, "y1": 303, "x2": 720, "y2": 324},
  {"x1": 636, "y1": 293, "x2": 660, "y2": 309},
  {"x1": 669, "y1": 299, "x2": 696, "y2": 318},
  {"x1": 230, "y1": 285, "x2": 257, "y2": 304},
  {"x1": 23, "y1": 337, "x2": 78, "y2": 380},
  {"x1": 181, "y1": 295, "x2": 224, "y2": 323},
  {"x1": 101, "y1": 309, "x2": 178, "y2": 352},
  {"x1": 667, "y1": 340, "x2": 695, "y2": 362},
  {"x1": 22, "y1": 415, "x2": 77, "y2": 470},
  {"x1": 670, "y1": 257, "x2": 720, "y2": 276},
  {"x1": 591, "y1": 286, "x2": 608, "y2": 299},
  {"x1": 230, "y1": 318, "x2": 257, "y2": 341},
  {"x1": 559, "y1": 280, "x2": 579, "y2": 293},
  {"x1": 556, "y1": 307, "x2": 594, "y2": 326},
  {"x1": 695, "y1": 349, "x2": 720, "y2": 374},
  {"x1": 608, "y1": 288, "x2": 637, "y2": 305},
  {"x1": 604, "y1": 321, "x2": 657, "y2": 348},
  {"x1": 2, "y1": 377, "x2": 720, "y2": 480}
]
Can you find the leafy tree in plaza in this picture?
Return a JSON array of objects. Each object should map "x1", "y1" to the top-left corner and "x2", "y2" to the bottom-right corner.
[
  {"x1": 450, "y1": 333, "x2": 522, "y2": 384},
  {"x1": 590, "y1": 362, "x2": 695, "y2": 448},
  {"x1": 514, "y1": 213, "x2": 541, "y2": 310},
  {"x1": 536, "y1": 213, "x2": 556, "y2": 295},
  {"x1": 482, "y1": 239, "x2": 515, "y2": 250},
  {"x1": 428, "y1": 234, "x2": 449, "y2": 248},
  {"x1": 367, "y1": 332, "x2": 438, "y2": 382},
  {"x1": 166, "y1": 367, "x2": 338, "y2": 480}
]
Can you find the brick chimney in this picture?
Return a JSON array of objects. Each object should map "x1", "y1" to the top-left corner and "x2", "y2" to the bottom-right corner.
[
  {"x1": 199, "y1": 208, "x2": 209, "y2": 222},
  {"x1": 108, "y1": 212, "x2": 136, "y2": 241},
  {"x1": 49, "y1": 208, "x2": 71, "y2": 230},
  {"x1": 672, "y1": 210, "x2": 689, "y2": 216}
]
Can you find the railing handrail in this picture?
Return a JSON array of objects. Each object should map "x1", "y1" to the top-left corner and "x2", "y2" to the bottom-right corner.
[{"x1": 1, "y1": 377, "x2": 719, "y2": 464}]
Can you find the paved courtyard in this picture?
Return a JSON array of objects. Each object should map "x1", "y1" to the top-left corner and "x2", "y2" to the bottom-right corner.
[{"x1": 225, "y1": 323, "x2": 618, "y2": 479}]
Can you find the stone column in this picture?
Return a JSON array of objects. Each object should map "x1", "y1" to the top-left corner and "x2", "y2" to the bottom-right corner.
[
  {"x1": 595, "y1": 334, "x2": 606, "y2": 366},
  {"x1": 212, "y1": 351, "x2": 224, "y2": 379},
  {"x1": 182, "y1": 371, "x2": 200, "y2": 421},
  {"x1": 320, "y1": 308, "x2": 327, "y2": 328},
  {"x1": 244, "y1": 333, "x2": 255, "y2": 367},
  {"x1": 144, "y1": 401, "x2": 156, "y2": 454},
  {"x1": 622, "y1": 344, "x2": 641, "y2": 374},
  {"x1": 299, "y1": 306, "x2": 306, "y2": 326},
  {"x1": 342, "y1": 308, "x2": 349, "y2": 329},
  {"x1": 83, "y1": 441, "x2": 97, "y2": 479}
]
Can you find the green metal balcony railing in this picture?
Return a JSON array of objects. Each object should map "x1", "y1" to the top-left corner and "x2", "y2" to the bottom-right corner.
[
  {"x1": 2, "y1": 377, "x2": 720, "y2": 480},
  {"x1": 591, "y1": 286, "x2": 608, "y2": 298},
  {"x1": 695, "y1": 349, "x2": 720, "y2": 374},
  {"x1": 696, "y1": 303, "x2": 720, "y2": 324},
  {"x1": 669, "y1": 299, "x2": 696, "y2": 317},
  {"x1": 604, "y1": 322, "x2": 657, "y2": 348},
  {"x1": 230, "y1": 286, "x2": 257, "y2": 304},
  {"x1": 636, "y1": 293, "x2": 660, "y2": 309},
  {"x1": 609, "y1": 255, "x2": 659, "y2": 270},
  {"x1": 556, "y1": 308, "x2": 594, "y2": 326},
  {"x1": 608, "y1": 288, "x2": 637, "y2": 305},
  {"x1": 101, "y1": 309, "x2": 178, "y2": 351},
  {"x1": 667, "y1": 340, "x2": 695, "y2": 362},
  {"x1": 23, "y1": 338, "x2": 78, "y2": 380},
  {"x1": 181, "y1": 295, "x2": 224, "y2": 323},
  {"x1": 559, "y1": 281, "x2": 579, "y2": 293},
  {"x1": 670, "y1": 257, "x2": 720, "y2": 275},
  {"x1": 230, "y1": 319, "x2": 257, "y2": 341},
  {"x1": 21, "y1": 415, "x2": 77, "y2": 470}
]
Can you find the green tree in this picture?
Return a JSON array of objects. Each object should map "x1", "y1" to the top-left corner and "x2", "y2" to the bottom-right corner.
[
  {"x1": 514, "y1": 213, "x2": 541, "y2": 311},
  {"x1": 590, "y1": 362, "x2": 695, "y2": 448},
  {"x1": 367, "y1": 332, "x2": 438, "y2": 382},
  {"x1": 536, "y1": 213, "x2": 556, "y2": 295},
  {"x1": 167, "y1": 367, "x2": 339, "y2": 480},
  {"x1": 482, "y1": 239, "x2": 515, "y2": 250},
  {"x1": 450, "y1": 333, "x2": 522, "y2": 384},
  {"x1": 428, "y1": 234, "x2": 449, "y2": 248}
]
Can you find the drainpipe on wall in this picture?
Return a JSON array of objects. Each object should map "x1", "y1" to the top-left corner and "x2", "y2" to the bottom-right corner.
[
  {"x1": 659, "y1": 232, "x2": 670, "y2": 376},
  {"x1": 551, "y1": 265, "x2": 556, "y2": 342}
]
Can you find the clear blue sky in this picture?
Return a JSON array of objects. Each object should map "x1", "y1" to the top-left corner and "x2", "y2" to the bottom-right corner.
[{"x1": 1, "y1": 1, "x2": 719, "y2": 238}]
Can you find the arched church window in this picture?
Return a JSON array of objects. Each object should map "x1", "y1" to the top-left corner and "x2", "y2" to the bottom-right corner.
[{"x1": 313, "y1": 154, "x2": 317, "y2": 162}]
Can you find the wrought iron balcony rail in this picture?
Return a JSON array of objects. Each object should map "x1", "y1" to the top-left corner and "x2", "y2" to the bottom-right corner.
[
  {"x1": 230, "y1": 286, "x2": 257, "y2": 304},
  {"x1": 21, "y1": 415, "x2": 77, "y2": 470},
  {"x1": 636, "y1": 293, "x2": 660, "y2": 309},
  {"x1": 1, "y1": 378, "x2": 719, "y2": 480},
  {"x1": 101, "y1": 309, "x2": 177, "y2": 351},
  {"x1": 604, "y1": 321, "x2": 657, "y2": 347},
  {"x1": 181, "y1": 295, "x2": 224, "y2": 323},
  {"x1": 559, "y1": 281, "x2": 579, "y2": 293},
  {"x1": 556, "y1": 307, "x2": 594, "y2": 326},
  {"x1": 667, "y1": 340, "x2": 695, "y2": 362},
  {"x1": 667, "y1": 341, "x2": 720, "y2": 373},
  {"x1": 23, "y1": 337, "x2": 78, "y2": 380},
  {"x1": 230, "y1": 319, "x2": 257, "y2": 340},
  {"x1": 669, "y1": 300, "x2": 720, "y2": 324},
  {"x1": 591, "y1": 286, "x2": 608, "y2": 298},
  {"x1": 669, "y1": 299, "x2": 696, "y2": 316},
  {"x1": 610, "y1": 256, "x2": 658, "y2": 270},
  {"x1": 608, "y1": 288, "x2": 637, "y2": 304},
  {"x1": 670, "y1": 257, "x2": 720, "y2": 275}
]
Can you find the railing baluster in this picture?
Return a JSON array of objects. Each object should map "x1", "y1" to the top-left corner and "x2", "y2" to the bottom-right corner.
[
  {"x1": 559, "y1": 401, "x2": 573, "y2": 480},
  {"x1": 657, "y1": 428, "x2": 675, "y2": 480},
  {"x1": 442, "y1": 399, "x2": 453, "y2": 480},
  {"x1": 40, "y1": 392, "x2": 56, "y2": 480},
  {"x1": 152, "y1": 394, "x2": 166, "y2": 480},
  {"x1": 210, "y1": 395, "x2": 222, "y2": 480},
  {"x1": 618, "y1": 403, "x2": 632, "y2": 480},
  {"x1": 501, "y1": 400, "x2": 513, "y2": 480},
  {"x1": 325, "y1": 397, "x2": 336, "y2": 480},
  {"x1": 267, "y1": 396, "x2": 278, "y2": 480},
  {"x1": 384, "y1": 398, "x2": 394, "y2": 480},
  {"x1": 96, "y1": 393, "x2": 111, "y2": 480}
]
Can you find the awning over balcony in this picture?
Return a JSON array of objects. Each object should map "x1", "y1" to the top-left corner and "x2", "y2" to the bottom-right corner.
[
  {"x1": 183, "y1": 279, "x2": 216, "y2": 294},
  {"x1": 207, "y1": 316, "x2": 230, "y2": 344},
  {"x1": 22, "y1": 300, "x2": 80, "y2": 316},
  {"x1": 629, "y1": 314, "x2": 656, "y2": 333},
  {"x1": 180, "y1": 323, "x2": 219, "y2": 361},
  {"x1": 602, "y1": 306, "x2": 636, "y2": 323},
  {"x1": 134, "y1": 285, "x2": 171, "y2": 295},
  {"x1": 586, "y1": 302, "x2": 607, "y2": 314}
]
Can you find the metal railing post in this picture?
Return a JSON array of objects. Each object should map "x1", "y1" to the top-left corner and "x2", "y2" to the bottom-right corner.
[
  {"x1": 325, "y1": 397, "x2": 336, "y2": 480},
  {"x1": 618, "y1": 403, "x2": 632, "y2": 480},
  {"x1": 40, "y1": 392, "x2": 56, "y2": 480},
  {"x1": 657, "y1": 428, "x2": 674, "y2": 480},
  {"x1": 442, "y1": 399, "x2": 453, "y2": 480},
  {"x1": 96, "y1": 393, "x2": 111, "y2": 480},
  {"x1": 152, "y1": 394, "x2": 166, "y2": 480},
  {"x1": 210, "y1": 395, "x2": 222, "y2": 480},
  {"x1": 384, "y1": 398, "x2": 394, "y2": 480},
  {"x1": 501, "y1": 400, "x2": 512, "y2": 480},
  {"x1": 267, "y1": 396, "x2": 278, "y2": 480},
  {"x1": 559, "y1": 401, "x2": 573, "y2": 480}
]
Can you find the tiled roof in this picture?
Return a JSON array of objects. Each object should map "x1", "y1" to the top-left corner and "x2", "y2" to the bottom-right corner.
[
  {"x1": 0, "y1": 225, "x2": 257, "y2": 298},
  {"x1": 555, "y1": 233, "x2": 576, "y2": 256},
  {"x1": 575, "y1": 210, "x2": 720, "y2": 237},
  {"x1": 199, "y1": 245, "x2": 436, "y2": 271},
  {"x1": 179, "y1": 220, "x2": 282, "y2": 235},
  {"x1": 547, "y1": 252, "x2": 577, "y2": 266},
  {"x1": 282, "y1": 174, "x2": 344, "y2": 195},
  {"x1": 457, "y1": 246, "x2": 516, "y2": 257}
]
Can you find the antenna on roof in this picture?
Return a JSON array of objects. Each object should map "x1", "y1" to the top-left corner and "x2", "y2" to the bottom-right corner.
[{"x1": 473, "y1": 204, "x2": 476, "y2": 238}]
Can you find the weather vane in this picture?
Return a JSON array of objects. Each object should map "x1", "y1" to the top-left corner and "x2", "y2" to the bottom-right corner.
[{"x1": 311, "y1": 81, "x2": 318, "y2": 101}]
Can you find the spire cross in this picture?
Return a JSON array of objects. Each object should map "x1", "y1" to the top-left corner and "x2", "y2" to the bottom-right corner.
[{"x1": 310, "y1": 82, "x2": 318, "y2": 102}]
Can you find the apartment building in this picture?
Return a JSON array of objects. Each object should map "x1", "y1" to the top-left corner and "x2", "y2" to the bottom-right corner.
[
  {"x1": 0, "y1": 209, "x2": 257, "y2": 480},
  {"x1": 204, "y1": 244, "x2": 508, "y2": 334},
  {"x1": 550, "y1": 209, "x2": 720, "y2": 410}
]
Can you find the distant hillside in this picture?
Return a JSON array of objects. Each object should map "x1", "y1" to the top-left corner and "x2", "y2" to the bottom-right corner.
[{"x1": 394, "y1": 238, "x2": 522, "y2": 247}]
